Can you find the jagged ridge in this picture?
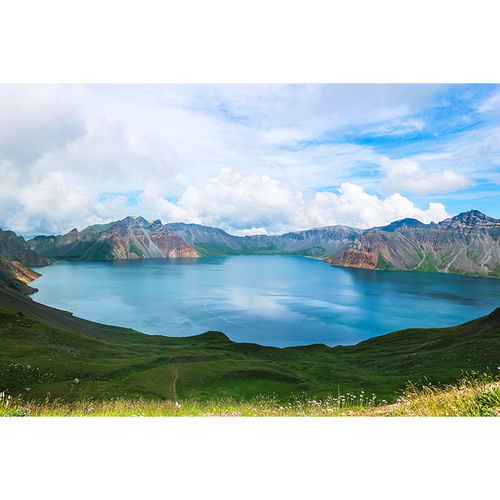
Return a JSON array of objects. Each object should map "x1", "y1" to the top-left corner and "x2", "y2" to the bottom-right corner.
[
  {"x1": 326, "y1": 210, "x2": 500, "y2": 278},
  {"x1": 30, "y1": 216, "x2": 201, "y2": 260}
]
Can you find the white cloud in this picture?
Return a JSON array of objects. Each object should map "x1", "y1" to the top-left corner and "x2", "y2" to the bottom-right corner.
[
  {"x1": 138, "y1": 168, "x2": 303, "y2": 232},
  {"x1": 0, "y1": 85, "x2": 85, "y2": 166},
  {"x1": 476, "y1": 90, "x2": 500, "y2": 113},
  {"x1": 300, "y1": 183, "x2": 448, "y2": 229},
  {"x1": 138, "y1": 169, "x2": 449, "y2": 233},
  {"x1": 379, "y1": 157, "x2": 471, "y2": 195}
]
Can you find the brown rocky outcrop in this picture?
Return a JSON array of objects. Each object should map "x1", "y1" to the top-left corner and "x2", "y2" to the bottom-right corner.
[{"x1": 325, "y1": 211, "x2": 500, "y2": 278}]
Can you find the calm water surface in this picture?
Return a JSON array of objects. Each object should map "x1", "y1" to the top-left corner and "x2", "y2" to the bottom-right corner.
[{"x1": 32, "y1": 256, "x2": 499, "y2": 347}]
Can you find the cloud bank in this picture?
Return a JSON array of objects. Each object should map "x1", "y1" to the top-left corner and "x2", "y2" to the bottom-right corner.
[
  {"x1": 0, "y1": 84, "x2": 497, "y2": 236},
  {"x1": 138, "y1": 168, "x2": 448, "y2": 233}
]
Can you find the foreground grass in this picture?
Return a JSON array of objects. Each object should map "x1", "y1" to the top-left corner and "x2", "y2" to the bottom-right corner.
[
  {"x1": 360, "y1": 376, "x2": 500, "y2": 417},
  {"x1": 2, "y1": 376, "x2": 498, "y2": 417},
  {"x1": 0, "y1": 392, "x2": 382, "y2": 417}
]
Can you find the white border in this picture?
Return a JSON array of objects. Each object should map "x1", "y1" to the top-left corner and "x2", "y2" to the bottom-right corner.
[
  {"x1": 1, "y1": 1, "x2": 499, "y2": 497},
  {"x1": 0, "y1": 0, "x2": 499, "y2": 83},
  {"x1": 2, "y1": 417, "x2": 499, "y2": 499}
]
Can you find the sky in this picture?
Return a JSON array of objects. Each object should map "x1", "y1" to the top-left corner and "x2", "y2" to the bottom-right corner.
[{"x1": 0, "y1": 83, "x2": 499, "y2": 237}]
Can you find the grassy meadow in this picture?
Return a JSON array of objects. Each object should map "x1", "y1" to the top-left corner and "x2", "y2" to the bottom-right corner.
[{"x1": 1, "y1": 375, "x2": 498, "y2": 417}]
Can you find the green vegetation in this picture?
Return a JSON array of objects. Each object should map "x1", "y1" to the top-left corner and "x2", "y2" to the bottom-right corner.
[
  {"x1": 376, "y1": 254, "x2": 397, "y2": 270},
  {"x1": 360, "y1": 376, "x2": 500, "y2": 417},
  {"x1": 0, "y1": 284, "x2": 498, "y2": 409},
  {"x1": 193, "y1": 242, "x2": 240, "y2": 256},
  {"x1": 80, "y1": 222, "x2": 115, "y2": 233},
  {"x1": 128, "y1": 245, "x2": 145, "y2": 258},
  {"x1": 1, "y1": 375, "x2": 497, "y2": 417},
  {"x1": 193, "y1": 242, "x2": 297, "y2": 257},
  {"x1": 413, "y1": 252, "x2": 440, "y2": 272}
]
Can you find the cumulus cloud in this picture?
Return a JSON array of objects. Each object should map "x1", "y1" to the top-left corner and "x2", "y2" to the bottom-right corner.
[
  {"x1": 138, "y1": 168, "x2": 303, "y2": 232},
  {"x1": 137, "y1": 169, "x2": 449, "y2": 233},
  {"x1": 301, "y1": 183, "x2": 448, "y2": 229},
  {"x1": 379, "y1": 157, "x2": 471, "y2": 195}
]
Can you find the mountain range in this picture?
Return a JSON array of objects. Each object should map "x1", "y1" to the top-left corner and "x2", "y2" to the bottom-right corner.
[
  {"x1": 27, "y1": 209, "x2": 499, "y2": 278},
  {"x1": 29, "y1": 216, "x2": 363, "y2": 260},
  {"x1": 0, "y1": 209, "x2": 498, "y2": 293},
  {"x1": 327, "y1": 210, "x2": 500, "y2": 277}
]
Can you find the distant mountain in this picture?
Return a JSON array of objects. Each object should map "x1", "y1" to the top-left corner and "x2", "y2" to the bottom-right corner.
[
  {"x1": 438, "y1": 209, "x2": 499, "y2": 228},
  {"x1": 166, "y1": 222, "x2": 362, "y2": 257},
  {"x1": 30, "y1": 218, "x2": 363, "y2": 260},
  {"x1": 0, "y1": 229, "x2": 50, "y2": 293},
  {"x1": 326, "y1": 210, "x2": 500, "y2": 278},
  {"x1": 30, "y1": 216, "x2": 201, "y2": 260},
  {"x1": 27, "y1": 210, "x2": 500, "y2": 278},
  {"x1": 374, "y1": 218, "x2": 424, "y2": 232}
]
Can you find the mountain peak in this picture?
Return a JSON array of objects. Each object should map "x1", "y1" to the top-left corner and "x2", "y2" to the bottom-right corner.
[
  {"x1": 122, "y1": 215, "x2": 148, "y2": 223},
  {"x1": 116, "y1": 216, "x2": 160, "y2": 230},
  {"x1": 377, "y1": 218, "x2": 424, "y2": 232},
  {"x1": 439, "y1": 210, "x2": 499, "y2": 228}
]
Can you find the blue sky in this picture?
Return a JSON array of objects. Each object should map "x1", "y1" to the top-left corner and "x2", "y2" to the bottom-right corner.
[{"x1": 0, "y1": 84, "x2": 498, "y2": 236}]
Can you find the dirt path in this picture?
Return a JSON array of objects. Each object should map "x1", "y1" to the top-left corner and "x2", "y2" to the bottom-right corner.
[{"x1": 170, "y1": 365, "x2": 179, "y2": 400}]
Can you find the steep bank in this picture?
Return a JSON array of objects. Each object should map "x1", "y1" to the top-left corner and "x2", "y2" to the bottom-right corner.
[{"x1": 0, "y1": 229, "x2": 50, "y2": 294}]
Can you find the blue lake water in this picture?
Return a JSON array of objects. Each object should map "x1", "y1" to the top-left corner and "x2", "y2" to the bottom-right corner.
[{"x1": 32, "y1": 256, "x2": 499, "y2": 347}]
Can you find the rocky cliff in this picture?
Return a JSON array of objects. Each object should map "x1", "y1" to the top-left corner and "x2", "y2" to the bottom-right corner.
[
  {"x1": 30, "y1": 216, "x2": 201, "y2": 260},
  {"x1": 326, "y1": 211, "x2": 500, "y2": 278},
  {"x1": 0, "y1": 229, "x2": 50, "y2": 293}
]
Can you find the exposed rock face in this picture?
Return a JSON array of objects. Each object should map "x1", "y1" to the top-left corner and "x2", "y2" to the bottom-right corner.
[
  {"x1": 326, "y1": 211, "x2": 500, "y2": 278},
  {"x1": 0, "y1": 260, "x2": 39, "y2": 294},
  {"x1": 9, "y1": 260, "x2": 42, "y2": 283},
  {"x1": 0, "y1": 229, "x2": 50, "y2": 293},
  {"x1": 0, "y1": 229, "x2": 50, "y2": 267},
  {"x1": 30, "y1": 216, "x2": 201, "y2": 261},
  {"x1": 31, "y1": 219, "x2": 364, "y2": 260},
  {"x1": 439, "y1": 210, "x2": 499, "y2": 228}
]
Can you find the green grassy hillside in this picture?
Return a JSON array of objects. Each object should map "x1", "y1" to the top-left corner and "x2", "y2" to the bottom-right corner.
[{"x1": 0, "y1": 285, "x2": 498, "y2": 404}]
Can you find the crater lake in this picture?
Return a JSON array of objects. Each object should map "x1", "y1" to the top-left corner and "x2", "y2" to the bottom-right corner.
[{"x1": 32, "y1": 255, "x2": 499, "y2": 347}]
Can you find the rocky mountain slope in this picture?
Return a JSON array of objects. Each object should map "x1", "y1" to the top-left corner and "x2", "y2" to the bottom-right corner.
[
  {"x1": 30, "y1": 216, "x2": 201, "y2": 260},
  {"x1": 30, "y1": 217, "x2": 363, "y2": 259},
  {"x1": 0, "y1": 229, "x2": 50, "y2": 293},
  {"x1": 166, "y1": 222, "x2": 362, "y2": 256},
  {"x1": 326, "y1": 210, "x2": 500, "y2": 278}
]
